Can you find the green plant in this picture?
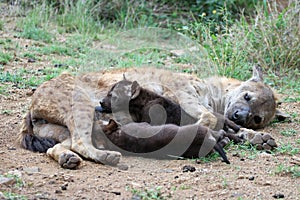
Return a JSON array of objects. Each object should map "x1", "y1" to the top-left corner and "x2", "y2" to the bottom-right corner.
[
  {"x1": 179, "y1": 1, "x2": 299, "y2": 93},
  {"x1": 179, "y1": 185, "x2": 191, "y2": 190},
  {"x1": 16, "y1": 3, "x2": 54, "y2": 43},
  {"x1": 0, "y1": 20, "x2": 3, "y2": 31},
  {"x1": 222, "y1": 176, "x2": 228, "y2": 188},
  {"x1": 280, "y1": 129, "x2": 297, "y2": 137},
  {"x1": 130, "y1": 186, "x2": 164, "y2": 200},
  {"x1": 276, "y1": 143, "x2": 299, "y2": 156},
  {"x1": 1, "y1": 109, "x2": 13, "y2": 115},
  {"x1": 18, "y1": 25, "x2": 53, "y2": 43},
  {"x1": 275, "y1": 164, "x2": 300, "y2": 178},
  {"x1": 0, "y1": 52, "x2": 13, "y2": 65},
  {"x1": 2, "y1": 192, "x2": 27, "y2": 200},
  {"x1": 0, "y1": 68, "x2": 66, "y2": 89},
  {"x1": 55, "y1": 0, "x2": 103, "y2": 34},
  {"x1": 229, "y1": 141, "x2": 262, "y2": 160},
  {"x1": 0, "y1": 173, "x2": 27, "y2": 199},
  {"x1": 22, "y1": 52, "x2": 37, "y2": 60},
  {"x1": 196, "y1": 151, "x2": 220, "y2": 163}
]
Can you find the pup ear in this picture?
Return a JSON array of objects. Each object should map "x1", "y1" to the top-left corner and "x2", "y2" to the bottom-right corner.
[
  {"x1": 107, "y1": 119, "x2": 119, "y2": 131},
  {"x1": 131, "y1": 81, "x2": 141, "y2": 99},
  {"x1": 250, "y1": 64, "x2": 263, "y2": 82}
]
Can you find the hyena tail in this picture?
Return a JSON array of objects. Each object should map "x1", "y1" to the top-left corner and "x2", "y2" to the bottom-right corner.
[
  {"x1": 213, "y1": 143, "x2": 230, "y2": 164},
  {"x1": 18, "y1": 112, "x2": 57, "y2": 153}
]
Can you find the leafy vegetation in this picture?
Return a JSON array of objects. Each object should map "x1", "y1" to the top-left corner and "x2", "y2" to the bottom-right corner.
[
  {"x1": 129, "y1": 186, "x2": 164, "y2": 200},
  {"x1": 276, "y1": 143, "x2": 300, "y2": 156},
  {"x1": 0, "y1": 52, "x2": 13, "y2": 65},
  {"x1": 275, "y1": 164, "x2": 300, "y2": 178},
  {"x1": 0, "y1": 173, "x2": 27, "y2": 200},
  {"x1": 280, "y1": 129, "x2": 297, "y2": 137},
  {"x1": 0, "y1": 20, "x2": 3, "y2": 30},
  {"x1": 1, "y1": 0, "x2": 297, "y2": 96},
  {"x1": 0, "y1": 68, "x2": 67, "y2": 88}
]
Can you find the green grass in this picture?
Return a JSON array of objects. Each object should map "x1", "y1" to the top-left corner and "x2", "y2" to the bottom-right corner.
[
  {"x1": 276, "y1": 143, "x2": 299, "y2": 156},
  {"x1": 2, "y1": 192, "x2": 27, "y2": 200},
  {"x1": 1, "y1": 1, "x2": 298, "y2": 99},
  {"x1": 0, "y1": 52, "x2": 13, "y2": 65},
  {"x1": 178, "y1": 2, "x2": 299, "y2": 95},
  {"x1": 196, "y1": 151, "x2": 221, "y2": 163},
  {"x1": 18, "y1": 26, "x2": 53, "y2": 43},
  {"x1": 280, "y1": 129, "x2": 297, "y2": 137},
  {"x1": 22, "y1": 52, "x2": 37, "y2": 60},
  {"x1": 129, "y1": 186, "x2": 164, "y2": 200},
  {"x1": 275, "y1": 164, "x2": 300, "y2": 178},
  {"x1": 0, "y1": 68, "x2": 67, "y2": 89},
  {"x1": 0, "y1": 173, "x2": 27, "y2": 200},
  {"x1": 0, "y1": 20, "x2": 3, "y2": 31}
]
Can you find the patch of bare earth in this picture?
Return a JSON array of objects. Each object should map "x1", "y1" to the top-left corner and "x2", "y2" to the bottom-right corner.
[{"x1": 0, "y1": 11, "x2": 299, "y2": 200}]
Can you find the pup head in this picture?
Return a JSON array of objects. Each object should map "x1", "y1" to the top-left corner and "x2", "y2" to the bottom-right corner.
[{"x1": 99, "y1": 79, "x2": 141, "y2": 113}]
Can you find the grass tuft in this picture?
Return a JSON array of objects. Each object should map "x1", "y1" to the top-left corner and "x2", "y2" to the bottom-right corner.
[
  {"x1": 275, "y1": 164, "x2": 300, "y2": 178},
  {"x1": 0, "y1": 52, "x2": 13, "y2": 65}
]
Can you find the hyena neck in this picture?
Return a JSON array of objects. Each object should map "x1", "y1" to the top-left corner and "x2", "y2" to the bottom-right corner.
[
  {"x1": 203, "y1": 77, "x2": 242, "y2": 114},
  {"x1": 222, "y1": 77, "x2": 243, "y2": 113}
]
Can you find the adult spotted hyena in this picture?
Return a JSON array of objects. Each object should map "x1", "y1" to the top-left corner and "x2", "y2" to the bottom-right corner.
[{"x1": 18, "y1": 65, "x2": 285, "y2": 169}]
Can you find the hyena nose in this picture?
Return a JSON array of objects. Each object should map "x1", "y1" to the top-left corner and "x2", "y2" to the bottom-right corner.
[{"x1": 232, "y1": 109, "x2": 249, "y2": 121}]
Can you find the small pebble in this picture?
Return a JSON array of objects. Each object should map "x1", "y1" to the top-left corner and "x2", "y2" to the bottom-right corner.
[
  {"x1": 111, "y1": 191, "x2": 121, "y2": 195},
  {"x1": 28, "y1": 58, "x2": 36, "y2": 63},
  {"x1": 248, "y1": 176, "x2": 255, "y2": 181},
  {"x1": 61, "y1": 185, "x2": 67, "y2": 190},
  {"x1": 273, "y1": 193, "x2": 284, "y2": 199},
  {"x1": 55, "y1": 190, "x2": 62, "y2": 194},
  {"x1": 117, "y1": 163, "x2": 129, "y2": 171},
  {"x1": 182, "y1": 165, "x2": 196, "y2": 173},
  {"x1": 195, "y1": 159, "x2": 201, "y2": 164}
]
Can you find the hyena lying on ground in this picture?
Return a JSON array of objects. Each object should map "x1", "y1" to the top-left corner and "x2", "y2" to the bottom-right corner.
[{"x1": 19, "y1": 65, "x2": 286, "y2": 169}]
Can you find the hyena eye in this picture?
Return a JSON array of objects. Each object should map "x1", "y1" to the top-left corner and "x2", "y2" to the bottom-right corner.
[
  {"x1": 244, "y1": 93, "x2": 251, "y2": 101},
  {"x1": 254, "y1": 116, "x2": 262, "y2": 124}
]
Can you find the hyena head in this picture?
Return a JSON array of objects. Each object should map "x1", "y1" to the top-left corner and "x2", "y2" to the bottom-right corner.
[
  {"x1": 99, "y1": 78, "x2": 140, "y2": 113},
  {"x1": 224, "y1": 65, "x2": 277, "y2": 129}
]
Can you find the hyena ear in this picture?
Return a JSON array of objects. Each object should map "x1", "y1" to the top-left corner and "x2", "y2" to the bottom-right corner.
[
  {"x1": 275, "y1": 109, "x2": 290, "y2": 122},
  {"x1": 123, "y1": 73, "x2": 127, "y2": 80},
  {"x1": 131, "y1": 81, "x2": 141, "y2": 99},
  {"x1": 250, "y1": 64, "x2": 263, "y2": 82}
]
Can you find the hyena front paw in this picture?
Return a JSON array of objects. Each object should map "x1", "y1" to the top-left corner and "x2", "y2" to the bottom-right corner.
[
  {"x1": 94, "y1": 150, "x2": 121, "y2": 166},
  {"x1": 249, "y1": 133, "x2": 277, "y2": 150},
  {"x1": 58, "y1": 152, "x2": 82, "y2": 169},
  {"x1": 238, "y1": 128, "x2": 277, "y2": 150}
]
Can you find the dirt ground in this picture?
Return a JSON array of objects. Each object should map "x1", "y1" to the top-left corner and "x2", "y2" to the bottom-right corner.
[{"x1": 1, "y1": 11, "x2": 300, "y2": 200}]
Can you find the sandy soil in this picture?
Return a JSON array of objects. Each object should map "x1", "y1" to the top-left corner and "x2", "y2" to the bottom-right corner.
[{"x1": 0, "y1": 87, "x2": 299, "y2": 200}]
